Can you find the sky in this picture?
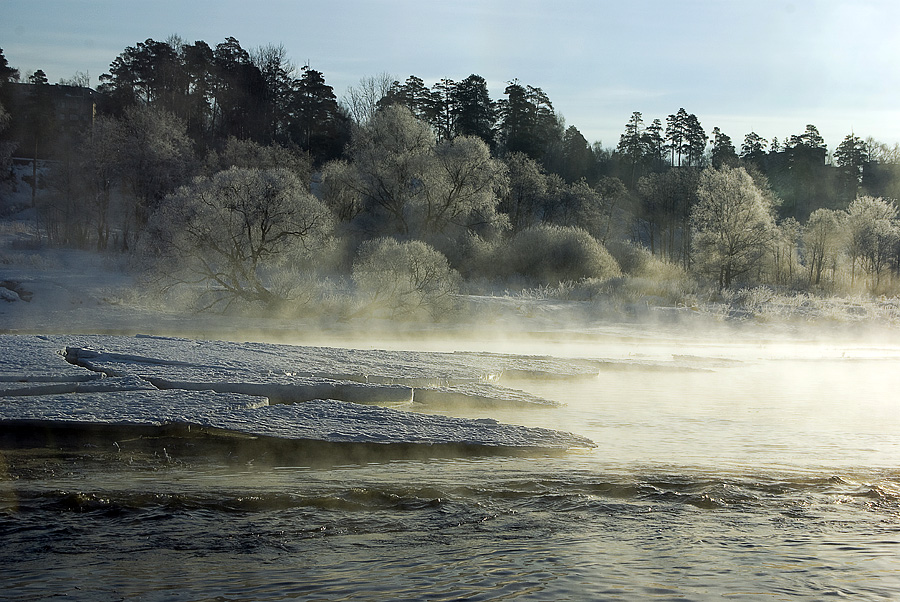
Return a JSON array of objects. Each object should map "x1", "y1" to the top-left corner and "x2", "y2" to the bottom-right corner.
[{"x1": 3, "y1": 0, "x2": 900, "y2": 152}]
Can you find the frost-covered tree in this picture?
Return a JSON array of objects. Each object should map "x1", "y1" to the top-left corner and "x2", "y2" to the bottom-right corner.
[
  {"x1": 205, "y1": 136, "x2": 310, "y2": 178},
  {"x1": 550, "y1": 179, "x2": 598, "y2": 229},
  {"x1": 320, "y1": 159, "x2": 366, "y2": 223},
  {"x1": 343, "y1": 104, "x2": 434, "y2": 234},
  {"x1": 769, "y1": 217, "x2": 801, "y2": 286},
  {"x1": 691, "y1": 166, "x2": 775, "y2": 288},
  {"x1": 118, "y1": 105, "x2": 195, "y2": 244},
  {"x1": 324, "y1": 105, "x2": 506, "y2": 239},
  {"x1": 421, "y1": 135, "x2": 508, "y2": 236},
  {"x1": 845, "y1": 195, "x2": 898, "y2": 289},
  {"x1": 499, "y1": 152, "x2": 549, "y2": 232},
  {"x1": 802, "y1": 208, "x2": 844, "y2": 286},
  {"x1": 144, "y1": 167, "x2": 332, "y2": 310}
]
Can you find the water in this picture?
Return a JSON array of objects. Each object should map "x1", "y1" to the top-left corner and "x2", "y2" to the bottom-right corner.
[{"x1": 2, "y1": 331, "x2": 900, "y2": 600}]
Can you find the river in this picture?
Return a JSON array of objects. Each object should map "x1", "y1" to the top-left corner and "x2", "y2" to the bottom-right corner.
[{"x1": 2, "y1": 328, "x2": 899, "y2": 600}]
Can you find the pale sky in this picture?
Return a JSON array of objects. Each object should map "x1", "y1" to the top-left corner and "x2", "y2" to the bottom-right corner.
[{"x1": 3, "y1": 0, "x2": 899, "y2": 152}]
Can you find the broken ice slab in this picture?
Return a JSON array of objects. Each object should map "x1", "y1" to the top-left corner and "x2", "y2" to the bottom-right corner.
[
  {"x1": 0, "y1": 389, "x2": 595, "y2": 456},
  {"x1": 413, "y1": 382, "x2": 561, "y2": 408},
  {"x1": 62, "y1": 335, "x2": 605, "y2": 384},
  {"x1": 143, "y1": 377, "x2": 414, "y2": 406},
  {"x1": 0, "y1": 375, "x2": 153, "y2": 397},
  {"x1": 0, "y1": 334, "x2": 596, "y2": 458},
  {"x1": 61, "y1": 336, "x2": 569, "y2": 408}
]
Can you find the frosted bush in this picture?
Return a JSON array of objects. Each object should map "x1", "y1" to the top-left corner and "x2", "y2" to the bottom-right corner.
[
  {"x1": 352, "y1": 237, "x2": 461, "y2": 320},
  {"x1": 503, "y1": 224, "x2": 620, "y2": 285}
]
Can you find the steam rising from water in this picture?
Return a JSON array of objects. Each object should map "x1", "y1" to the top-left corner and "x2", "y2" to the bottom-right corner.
[{"x1": 273, "y1": 328, "x2": 900, "y2": 475}]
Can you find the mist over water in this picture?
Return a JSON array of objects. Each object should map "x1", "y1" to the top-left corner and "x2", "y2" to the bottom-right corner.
[{"x1": 3, "y1": 328, "x2": 900, "y2": 600}]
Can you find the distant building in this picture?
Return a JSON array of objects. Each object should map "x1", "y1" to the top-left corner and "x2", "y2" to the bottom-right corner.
[
  {"x1": 4, "y1": 83, "x2": 100, "y2": 159},
  {"x1": 47, "y1": 84, "x2": 98, "y2": 136}
]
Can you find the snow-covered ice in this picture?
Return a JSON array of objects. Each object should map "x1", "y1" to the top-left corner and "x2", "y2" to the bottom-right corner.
[{"x1": 0, "y1": 334, "x2": 596, "y2": 453}]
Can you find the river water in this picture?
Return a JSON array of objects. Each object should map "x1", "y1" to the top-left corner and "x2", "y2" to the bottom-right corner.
[{"x1": 2, "y1": 328, "x2": 900, "y2": 600}]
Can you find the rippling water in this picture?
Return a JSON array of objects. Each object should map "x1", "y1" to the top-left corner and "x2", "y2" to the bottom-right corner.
[{"x1": 3, "y1": 332, "x2": 900, "y2": 600}]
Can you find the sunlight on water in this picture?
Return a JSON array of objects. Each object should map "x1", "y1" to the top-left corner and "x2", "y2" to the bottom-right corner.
[{"x1": 507, "y1": 349, "x2": 900, "y2": 474}]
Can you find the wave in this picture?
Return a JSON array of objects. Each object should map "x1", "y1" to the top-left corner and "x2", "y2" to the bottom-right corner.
[{"x1": 5, "y1": 473, "x2": 898, "y2": 521}]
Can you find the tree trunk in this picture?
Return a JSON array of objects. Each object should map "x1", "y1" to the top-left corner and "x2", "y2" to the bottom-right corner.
[{"x1": 31, "y1": 138, "x2": 38, "y2": 208}]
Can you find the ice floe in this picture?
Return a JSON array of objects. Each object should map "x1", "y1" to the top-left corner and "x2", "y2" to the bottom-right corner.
[{"x1": 0, "y1": 334, "x2": 596, "y2": 455}]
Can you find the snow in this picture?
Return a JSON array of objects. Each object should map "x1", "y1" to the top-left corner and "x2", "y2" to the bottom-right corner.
[
  {"x1": 0, "y1": 334, "x2": 596, "y2": 451},
  {"x1": 0, "y1": 333, "x2": 99, "y2": 383}
]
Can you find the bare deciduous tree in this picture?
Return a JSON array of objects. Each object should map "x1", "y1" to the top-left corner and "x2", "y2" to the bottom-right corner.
[{"x1": 341, "y1": 72, "x2": 394, "y2": 127}]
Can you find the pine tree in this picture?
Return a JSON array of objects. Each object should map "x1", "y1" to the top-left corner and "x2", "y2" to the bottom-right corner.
[
  {"x1": 616, "y1": 111, "x2": 645, "y2": 184},
  {"x1": 665, "y1": 108, "x2": 689, "y2": 166},
  {"x1": 642, "y1": 118, "x2": 665, "y2": 170},
  {"x1": 451, "y1": 74, "x2": 496, "y2": 148},
  {"x1": 682, "y1": 113, "x2": 705, "y2": 167},
  {"x1": 740, "y1": 132, "x2": 768, "y2": 163},
  {"x1": 710, "y1": 127, "x2": 737, "y2": 168},
  {"x1": 834, "y1": 133, "x2": 869, "y2": 199}
]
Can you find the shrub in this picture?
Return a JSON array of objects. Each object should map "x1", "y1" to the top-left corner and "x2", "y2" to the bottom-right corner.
[
  {"x1": 502, "y1": 224, "x2": 620, "y2": 284},
  {"x1": 351, "y1": 237, "x2": 461, "y2": 320}
]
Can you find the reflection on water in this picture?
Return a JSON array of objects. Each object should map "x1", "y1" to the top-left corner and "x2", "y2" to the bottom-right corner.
[{"x1": 2, "y1": 333, "x2": 900, "y2": 600}]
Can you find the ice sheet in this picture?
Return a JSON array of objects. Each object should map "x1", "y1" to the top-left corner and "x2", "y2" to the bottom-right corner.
[{"x1": 0, "y1": 335, "x2": 596, "y2": 452}]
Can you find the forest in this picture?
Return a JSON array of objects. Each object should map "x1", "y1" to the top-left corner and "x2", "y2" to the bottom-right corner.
[{"x1": 3, "y1": 36, "x2": 900, "y2": 320}]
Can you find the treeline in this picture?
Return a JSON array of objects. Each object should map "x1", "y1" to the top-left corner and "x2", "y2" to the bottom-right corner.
[{"x1": 4, "y1": 38, "x2": 900, "y2": 318}]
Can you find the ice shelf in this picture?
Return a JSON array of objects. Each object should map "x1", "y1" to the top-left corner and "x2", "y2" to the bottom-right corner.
[{"x1": 0, "y1": 334, "x2": 596, "y2": 456}]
